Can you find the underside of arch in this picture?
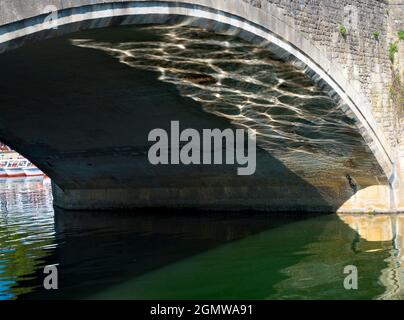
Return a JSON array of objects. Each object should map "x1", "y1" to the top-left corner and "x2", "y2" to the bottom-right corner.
[
  {"x1": 0, "y1": 1, "x2": 394, "y2": 178},
  {"x1": 0, "y1": 0, "x2": 398, "y2": 212}
]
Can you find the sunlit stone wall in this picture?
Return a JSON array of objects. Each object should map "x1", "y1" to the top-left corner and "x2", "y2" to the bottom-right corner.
[
  {"x1": 242, "y1": 0, "x2": 403, "y2": 209},
  {"x1": 242, "y1": 0, "x2": 403, "y2": 156}
]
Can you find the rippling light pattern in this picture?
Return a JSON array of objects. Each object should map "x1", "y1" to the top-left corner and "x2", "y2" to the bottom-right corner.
[
  {"x1": 0, "y1": 178, "x2": 54, "y2": 299},
  {"x1": 72, "y1": 25, "x2": 383, "y2": 180}
]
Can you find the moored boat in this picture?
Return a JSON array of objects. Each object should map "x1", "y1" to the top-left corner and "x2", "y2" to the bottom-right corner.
[{"x1": 0, "y1": 143, "x2": 44, "y2": 178}]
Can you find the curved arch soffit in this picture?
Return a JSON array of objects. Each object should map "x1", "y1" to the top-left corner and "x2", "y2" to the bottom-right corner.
[{"x1": 0, "y1": 0, "x2": 394, "y2": 179}]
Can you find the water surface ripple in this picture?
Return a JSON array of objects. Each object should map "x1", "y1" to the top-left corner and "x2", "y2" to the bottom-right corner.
[{"x1": 0, "y1": 179, "x2": 403, "y2": 300}]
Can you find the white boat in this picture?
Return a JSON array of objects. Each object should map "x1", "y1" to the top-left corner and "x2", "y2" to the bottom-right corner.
[{"x1": 0, "y1": 143, "x2": 44, "y2": 178}]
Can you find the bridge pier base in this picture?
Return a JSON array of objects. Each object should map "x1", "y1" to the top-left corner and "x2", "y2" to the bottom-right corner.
[
  {"x1": 52, "y1": 181, "x2": 401, "y2": 214},
  {"x1": 51, "y1": 182, "x2": 337, "y2": 213},
  {"x1": 337, "y1": 185, "x2": 397, "y2": 214},
  {"x1": 336, "y1": 159, "x2": 404, "y2": 214},
  {"x1": 394, "y1": 160, "x2": 404, "y2": 212}
]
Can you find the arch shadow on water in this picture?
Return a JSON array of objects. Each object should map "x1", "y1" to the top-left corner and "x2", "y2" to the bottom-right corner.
[
  {"x1": 0, "y1": 179, "x2": 399, "y2": 300},
  {"x1": 13, "y1": 206, "x2": 392, "y2": 300}
]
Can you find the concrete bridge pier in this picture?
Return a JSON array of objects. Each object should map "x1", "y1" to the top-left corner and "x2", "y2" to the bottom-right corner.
[{"x1": 336, "y1": 157, "x2": 404, "y2": 213}]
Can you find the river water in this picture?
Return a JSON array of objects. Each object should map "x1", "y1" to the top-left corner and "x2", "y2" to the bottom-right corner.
[{"x1": 0, "y1": 177, "x2": 403, "y2": 300}]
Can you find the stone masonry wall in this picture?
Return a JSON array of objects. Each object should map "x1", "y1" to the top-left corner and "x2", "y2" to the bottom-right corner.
[
  {"x1": 388, "y1": 1, "x2": 404, "y2": 158},
  {"x1": 244, "y1": 0, "x2": 403, "y2": 160}
]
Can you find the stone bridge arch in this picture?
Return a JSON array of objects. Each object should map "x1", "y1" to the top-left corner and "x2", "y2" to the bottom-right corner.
[{"x1": 0, "y1": 0, "x2": 402, "y2": 211}]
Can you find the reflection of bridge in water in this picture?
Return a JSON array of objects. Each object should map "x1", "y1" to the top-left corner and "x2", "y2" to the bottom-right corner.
[
  {"x1": 339, "y1": 214, "x2": 404, "y2": 300},
  {"x1": 1, "y1": 178, "x2": 404, "y2": 299}
]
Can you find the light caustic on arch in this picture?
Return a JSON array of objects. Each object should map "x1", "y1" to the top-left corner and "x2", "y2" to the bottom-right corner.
[{"x1": 71, "y1": 25, "x2": 383, "y2": 180}]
